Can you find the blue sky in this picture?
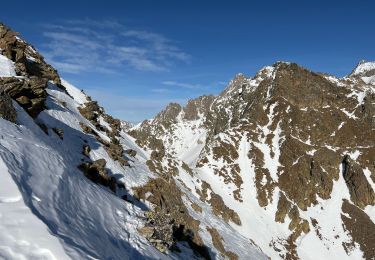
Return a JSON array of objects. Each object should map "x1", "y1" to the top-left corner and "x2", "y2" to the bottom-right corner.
[{"x1": 1, "y1": 0, "x2": 374, "y2": 121}]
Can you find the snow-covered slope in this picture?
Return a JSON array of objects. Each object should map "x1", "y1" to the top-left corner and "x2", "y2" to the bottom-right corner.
[
  {"x1": 0, "y1": 23, "x2": 267, "y2": 260},
  {"x1": 0, "y1": 54, "x2": 15, "y2": 77},
  {"x1": 0, "y1": 83, "x2": 168, "y2": 259}
]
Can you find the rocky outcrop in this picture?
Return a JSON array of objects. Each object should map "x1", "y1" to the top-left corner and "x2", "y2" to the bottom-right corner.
[
  {"x1": 0, "y1": 91, "x2": 16, "y2": 123},
  {"x1": 78, "y1": 159, "x2": 117, "y2": 192},
  {"x1": 0, "y1": 24, "x2": 64, "y2": 118},
  {"x1": 183, "y1": 95, "x2": 214, "y2": 121},
  {"x1": 0, "y1": 23, "x2": 60, "y2": 83},
  {"x1": 341, "y1": 199, "x2": 375, "y2": 259},
  {"x1": 78, "y1": 100, "x2": 129, "y2": 166},
  {"x1": 133, "y1": 178, "x2": 210, "y2": 258},
  {"x1": 342, "y1": 155, "x2": 375, "y2": 208},
  {"x1": 0, "y1": 77, "x2": 47, "y2": 117}
]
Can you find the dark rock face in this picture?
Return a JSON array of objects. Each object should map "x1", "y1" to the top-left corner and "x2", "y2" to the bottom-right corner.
[
  {"x1": 183, "y1": 95, "x2": 215, "y2": 121},
  {"x1": 342, "y1": 155, "x2": 375, "y2": 209},
  {"x1": 341, "y1": 199, "x2": 375, "y2": 259},
  {"x1": 0, "y1": 77, "x2": 48, "y2": 118},
  {"x1": 0, "y1": 91, "x2": 16, "y2": 123}
]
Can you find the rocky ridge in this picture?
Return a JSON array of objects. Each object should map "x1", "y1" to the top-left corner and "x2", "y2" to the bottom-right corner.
[{"x1": 130, "y1": 61, "x2": 375, "y2": 259}]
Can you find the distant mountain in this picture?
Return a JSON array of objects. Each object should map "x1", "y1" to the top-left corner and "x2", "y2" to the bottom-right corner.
[
  {"x1": 130, "y1": 61, "x2": 375, "y2": 259},
  {"x1": 0, "y1": 22, "x2": 374, "y2": 260}
]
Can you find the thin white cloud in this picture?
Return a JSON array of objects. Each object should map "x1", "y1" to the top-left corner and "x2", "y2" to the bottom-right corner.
[
  {"x1": 41, "y1": 20, "x2": 190, "y2": 74},
  {"x1": 162, "y1": 80, "x2": 203, "y2": 89}
]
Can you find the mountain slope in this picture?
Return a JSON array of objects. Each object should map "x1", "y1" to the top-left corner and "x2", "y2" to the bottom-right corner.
[
  {"x1": 0, "y1": 23, "x2": 267, "y2": 260},
  {"x1": 131, "y1": 62, "x2": 375, "y2": 259}
]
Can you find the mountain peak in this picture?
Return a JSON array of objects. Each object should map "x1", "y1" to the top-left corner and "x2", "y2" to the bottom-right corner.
[{"x1": 350, "y1": 60, "x2": 375, "y2": 77}]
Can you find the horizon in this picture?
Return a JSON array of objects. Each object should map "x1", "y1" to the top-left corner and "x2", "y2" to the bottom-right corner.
[{"x1": 1, "y1": 0, "x2": 374, "y2": 121}]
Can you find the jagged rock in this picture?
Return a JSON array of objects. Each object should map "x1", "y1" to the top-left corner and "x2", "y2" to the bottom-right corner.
[
  {"x1": 183, "y1": 95, "x2": 214, "y2": 121},
  {"x1": 52, "y1": 128, "x2": 64, "y2": 140},
  {"x1": 78, "y1": 159, "x2": 116, "y2": 192},
  {"x1": 0, "y1": 23, "x2": 60, "y2": 83},
  {"x1": 342, "y1": 155, "x2": 375, "y2": 208},
  {"x1": 79, "y1": 101, "x2": 101, "y2": 122},
  {"x1": 275, "y1": 192, "x2": 291, "y2": 223},
  {"x1": 341, "y1": 199, "x2": 375, "y2": 259},
  {"x1": 125, "y1": 149, "x2": 137, "y2": 157},
  {"x1": 133, "y1": 178, "x2": 210, "y2": 258},
  {"x1": 82, "y1": 144, "x2": 91, "y2": 157},
  {"x1": 117, "y1": 60, "x2": 375, "y2": 259},
  {"x1": 0, "y1": 92, "x2": 16, "y2": 123},
  {"x1": 15, "y1": 95, "x2": 30, "y2": 105},
  {"x1": 0, "y1": 77, "x2": 48, "y2": 117}
]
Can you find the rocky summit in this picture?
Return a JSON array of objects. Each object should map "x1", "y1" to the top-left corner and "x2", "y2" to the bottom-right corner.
[{"x1": 0, "y1": 23, "x2": 374, "y2": 260}]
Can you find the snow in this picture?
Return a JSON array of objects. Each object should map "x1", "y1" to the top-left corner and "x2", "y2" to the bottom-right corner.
[
  {"x1": 0, "y1": 54, "x2": 16, "y2": 77},
  {"x1": 0, "y1": 155, "x2": 69, "y2": 260},
  {"x1": 362, "y1": 75, "x2": 375, "y2": 85},
  {"x1": 61, "y1": 79, "x2": 88, "y2": 105},
  {"x1": 347, "y1": 150, "x2": 361, "y2": 160},
  {"x1": 0, "y1": 82, "x2": 168, "y2": 259},
  {"x1": 363, "y1": 168, "x2": 375, "y2": 223},
  {"x1": 253, "y1": 103, "x2": 283, "y2": 181},
  {"x1": 297, "y1": 165, "x2": 364, "y2": 259},
  {"x1": 352, "y1": 61, "x2": 375, "y2": 76}
]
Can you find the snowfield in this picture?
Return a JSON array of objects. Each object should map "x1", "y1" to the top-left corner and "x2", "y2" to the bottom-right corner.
[{"x1": 0, "y1": 54, "x2": 16, "y2": 77}]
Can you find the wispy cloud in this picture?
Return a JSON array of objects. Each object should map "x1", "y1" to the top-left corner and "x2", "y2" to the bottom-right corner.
[
  {"x1": 41, "y1": 19, "x2": 190, "y2": 74},
  {"x1": 162, "y1": 80, "x2": 204, "y2": 89}
]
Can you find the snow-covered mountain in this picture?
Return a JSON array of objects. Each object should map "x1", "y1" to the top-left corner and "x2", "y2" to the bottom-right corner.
[
  {"x1": 131, "y1": 62, "x2": 375, "y2": 259},
  {"x1": 0, "y1": 23, "x2": 374, "y2": 260}
]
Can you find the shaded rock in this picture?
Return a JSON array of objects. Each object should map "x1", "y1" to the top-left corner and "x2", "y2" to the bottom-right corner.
[
  {"x1": 125, "y1": 149, "x2": 137, "y2": 157},
  {"x1": 341, "y1": 199, "x2": 375, "y2": 259},
  {"x1": 15, "y1": 95, "x2": 30, "y2": 105},
  {"x1": 0, "y1": 77, "x2": 48, "y2": 118},
  {"x1": 342, "y1": 155, "x2": 375, "y2": 208},
  {"x1": 78, "y1": 159, "x2": 116, "y2": 192},
  {"x1": 0, "y1": 92, "x2": 16, "y2": 123},
  {"x1": 52, "y1": 128, "x2": 64, "y2": 140},
  {"x1": 82, "y1": 144, "x2": 91, "y2": 157},
  {"x1": 134, "y1": 178, "x2": 210, "y2": 258}
]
